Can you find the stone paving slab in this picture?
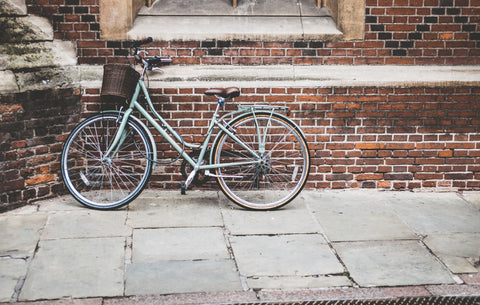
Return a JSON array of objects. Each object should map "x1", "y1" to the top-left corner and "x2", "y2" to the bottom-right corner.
[
  {"x1": 125, "y1": 259, "x2": 242, "y2": 295},
  {"x1": 0, "y1": 257, "x2": 28, "y2": 302},
  {"x1": 461, "y1": 191, "x2": 480, "y2": 210},
  {"x1": 19, "y1": 238, "x2": 125, "y2": 301},
  {"x1": 127, "y1": 191, "x2": 223, "y2": 228},
  {"x1": 222, "y1": 204, "x2": 320, "y2": 235},
  {"x1": 386, "y1": 192, "x2": 480, "y2": 234},
  {"x1": 0, "y1": 214, "x2": 47, "y2": 255},
  {"x1": 306, "y1": 192, "x2": 416, "y2": 242},
  {"x1": 1, "y1": 190, "x2": 480, "y2": 303},
  {"x1": 333, "y1": 240, "x2": 456, "y2": 287},
  {"x1": 42, "y1": 211, "x2": 129, "y2": 239},
  {"x1": 37, "y1": 196, "x2": 86, "y2": 212},
  {"x1": 230, "y1": 234, "x2": 344, "y2": 277},
  {"x1": 132, "y1": 227, "x2": 230, "y2": 262},
  {"x1": 424, "y1": 233, "x2": 480, "y2": 274}
]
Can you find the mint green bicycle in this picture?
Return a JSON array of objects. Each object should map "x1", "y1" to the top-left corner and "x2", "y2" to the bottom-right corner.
[{"x1": 61, "y1": 38, "x2": 310, "y2": 210}]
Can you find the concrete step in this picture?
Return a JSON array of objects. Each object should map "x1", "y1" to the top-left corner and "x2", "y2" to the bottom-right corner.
[
  {"x1": 80, "y1": 65, "x2": 480, "y2": 89},
  {"x1": 128, "y1": 15, "x2": 340, "y2": 41},
  {"x1": 130, "y1": 0, "x2": 336, "y2": 41},
  {"x1": 139, "y1": 0, "x2": 330, "y2": 17}
]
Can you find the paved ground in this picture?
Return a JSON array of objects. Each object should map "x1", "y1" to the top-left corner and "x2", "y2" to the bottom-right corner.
[{"x1": 1, "y1": 189, "x2": 479, "y2": 304}]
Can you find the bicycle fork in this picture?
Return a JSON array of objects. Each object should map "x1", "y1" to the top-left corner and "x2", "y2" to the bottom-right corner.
[{"x1": 102, "y1": 108, "x2": 133, "y2": 162}]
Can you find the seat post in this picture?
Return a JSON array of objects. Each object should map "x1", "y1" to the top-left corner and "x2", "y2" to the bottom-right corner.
[{"x1": 216, "y1": 96, "x2": 227, "y2": 106}]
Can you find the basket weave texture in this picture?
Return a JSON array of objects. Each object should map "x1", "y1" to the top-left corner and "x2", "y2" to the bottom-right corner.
[{"x1": 101, "y1": 64, "x2": 140, "y2": 101}]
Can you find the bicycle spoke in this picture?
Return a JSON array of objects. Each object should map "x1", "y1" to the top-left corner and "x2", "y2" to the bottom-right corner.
[
  {"x1": 62, "y1": 114, "x2": 152, "y2": 209},
  {"x1": 214, "y1": 113, "x2": 309, "y2": 210}
]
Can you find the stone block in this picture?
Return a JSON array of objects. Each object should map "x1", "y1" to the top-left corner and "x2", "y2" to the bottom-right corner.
[
  {"x1": 125, "y1": 260, "x2": 242, "y2": 295},
  {"x1": 334, "y1": 240, "x2": 455, "y2": 287},
  {"x1": 0, "y1": 214, "x2": 47, "y2": 255},
  {"x1": 19, "y1": 238, "x2": 125, "y2": 301}
]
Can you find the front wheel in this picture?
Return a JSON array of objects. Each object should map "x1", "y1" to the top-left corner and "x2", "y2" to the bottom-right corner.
[
  {"x1": 212, "y1": 112, "x2": 310, "y2": 210},
  {"x1": 61, "y1": 114, "x2": 153, "y2": 209}
]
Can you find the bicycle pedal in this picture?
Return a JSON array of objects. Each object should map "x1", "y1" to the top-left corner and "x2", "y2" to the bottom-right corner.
[{"x1": 181, "y1": 184, "x2": 186, "y2": 195}]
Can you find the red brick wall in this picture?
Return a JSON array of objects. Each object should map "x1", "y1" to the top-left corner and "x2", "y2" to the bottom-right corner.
[
  {"x1": 81, "y1": 86, "x2": 480, "y2": 191},
  {"x1": 0, "y1": 89, "x2": 82, "y2": 211},
  {"x1": 7, "y1": 1, "x2": 477, "y2": 211},
  {"x1": 26, "y1": 0, "x2": 479, "y2": 65}
]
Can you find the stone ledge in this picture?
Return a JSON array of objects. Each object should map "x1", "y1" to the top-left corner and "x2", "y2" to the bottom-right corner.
[
  {"x1": 80, "y1": 65, "x2": 480, "y2": 89},
  {"x1": 128, "y1": 16, "x2": 341, "y2": 41}
]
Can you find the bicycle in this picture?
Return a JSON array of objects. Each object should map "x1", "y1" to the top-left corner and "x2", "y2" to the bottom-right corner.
[{"x1": 61, "y1": 37, "x2": 311, "y2": 210}]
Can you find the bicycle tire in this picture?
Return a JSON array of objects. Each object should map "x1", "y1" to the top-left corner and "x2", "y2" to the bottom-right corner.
[
  {"x1": 212, "y1": 112, "x2": 310, "y2": 210},
  {"x1": 61, "y1": 114, "x2": 153, "y2": 209}
]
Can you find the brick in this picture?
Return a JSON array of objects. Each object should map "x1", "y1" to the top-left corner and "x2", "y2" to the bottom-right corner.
[
  {"x1": 445, "y1": 172, "x2": 474, "y2": 180},
  {"x1": 356, "y1": 173, "x2": 383, "y2": 180},
  {"x1": 355, "y1": 143, "x2": 384, "y2": 150},
  {"x1": 384, "y1": 173, "x2": 413, "y2": 180},
  {"x1": 1, "y1": 178, "x2": 25, "y2": 192},
  {"x1": 11, "y1": 140, "x2": 27, "y2": 149},
  {"x1": 385, "y1": 143, "x2": 415, "y2": 150},
  {"x1": 77, "y1": 40, "x2": 105, "y2": 48}
]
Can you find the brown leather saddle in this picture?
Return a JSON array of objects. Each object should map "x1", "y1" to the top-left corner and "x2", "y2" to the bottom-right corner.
[{"x1": 204, "y1": 87, "x2": 240, "y2": 99}]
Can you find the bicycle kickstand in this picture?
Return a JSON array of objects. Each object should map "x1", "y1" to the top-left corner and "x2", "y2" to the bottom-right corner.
[{"x1": 181, "y1": 168, "x2": 198, "y2": 195}]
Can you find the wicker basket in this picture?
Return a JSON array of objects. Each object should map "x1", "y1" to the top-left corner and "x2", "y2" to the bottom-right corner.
[{"x1": 101, "y1": 64, "x2": 140, "y2": 101}]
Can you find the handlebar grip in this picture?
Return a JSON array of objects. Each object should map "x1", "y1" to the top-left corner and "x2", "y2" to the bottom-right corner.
[
  {"x1": 147, "y1": 56, "x2": 172, "y2": 68},
  {"x1": 132, "y1": 37, "x2": 153, "y2": 47}
]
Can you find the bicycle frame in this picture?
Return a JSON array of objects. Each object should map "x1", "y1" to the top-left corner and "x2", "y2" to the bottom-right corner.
[{"x1": 103, "y1": 78, "x2": 289, "y2": 177}]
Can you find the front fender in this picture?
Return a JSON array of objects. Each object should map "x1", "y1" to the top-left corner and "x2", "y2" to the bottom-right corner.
[{"x1": 102, "y1": 110, "x2": 158, "y2": 169}]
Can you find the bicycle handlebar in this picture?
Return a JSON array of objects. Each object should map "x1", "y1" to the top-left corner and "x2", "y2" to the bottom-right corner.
[
  {"x1": 129, "y1": 37, "x2": 172, "y2": 69},
  {"x1": 132, "y1": 37, "x2": 153, "y2": 47}
]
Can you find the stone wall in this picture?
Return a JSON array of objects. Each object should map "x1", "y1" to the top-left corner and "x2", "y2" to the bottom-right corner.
[{"x1": 0, "y1": 0, "x2": 81, "y2": 211}]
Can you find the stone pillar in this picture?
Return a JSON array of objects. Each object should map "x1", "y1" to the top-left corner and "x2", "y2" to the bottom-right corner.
[
  {"x1": 100, "y1": 0, "x2": 145, "y2": 40},
  {"x1": 324, "y1": 0, "x2": 364, "y2": 40}
]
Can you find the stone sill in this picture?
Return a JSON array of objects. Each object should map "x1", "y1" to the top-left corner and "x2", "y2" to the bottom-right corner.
[
  {"x1": 127, "y1": 15, "x2": 342, "y2": 41},
  {"x1": 79, "y1": 65, "x2": 480, "y2": 89}
]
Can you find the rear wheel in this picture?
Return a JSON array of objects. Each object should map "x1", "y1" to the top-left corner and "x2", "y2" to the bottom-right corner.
[
  {"x1": 212, "y1": 112, "x2": 310, "y2": 210},
  {"x1": 61, "y1": 114, "x2": 153, "y2": 209}
]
